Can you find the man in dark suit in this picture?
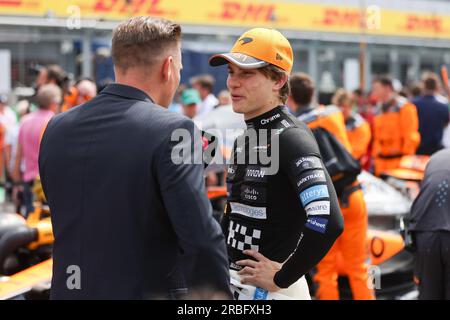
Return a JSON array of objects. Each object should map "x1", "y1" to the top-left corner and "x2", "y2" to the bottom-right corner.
[
  {"x1": 39, "y1": 16, "x2": 231, "y2": 299},
  {"x1": 412, "y1": 72, "x2": 450, "y2": 155}
]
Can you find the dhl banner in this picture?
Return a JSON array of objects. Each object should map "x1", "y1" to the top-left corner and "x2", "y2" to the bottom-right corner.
[{"x1": 1, "y1": 0, "x2": 450, "y2": 40}]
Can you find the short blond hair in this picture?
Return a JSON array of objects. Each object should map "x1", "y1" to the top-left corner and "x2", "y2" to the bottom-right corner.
[
  {"x1": 112, "y1": 16, "x2": 181, "y2": 71},
  {"x1": 36, "y1": 84, "x2": 62, "y2": 109},
  {"x1": 76, "y1": 79, "x2": 97, "y2": 97},
  {"x1": 332, "y1": 88, "x2": 352, "y2": 107}
]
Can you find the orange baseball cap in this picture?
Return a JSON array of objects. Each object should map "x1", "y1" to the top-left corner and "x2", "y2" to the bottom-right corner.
[{"x1": 209, "y1": 28, "x2": 293, "y2": 73}]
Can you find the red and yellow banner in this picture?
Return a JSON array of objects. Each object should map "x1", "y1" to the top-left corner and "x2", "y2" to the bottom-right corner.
[{"x1": 1, "y1": 0, "x2": 450, "y2": 40}]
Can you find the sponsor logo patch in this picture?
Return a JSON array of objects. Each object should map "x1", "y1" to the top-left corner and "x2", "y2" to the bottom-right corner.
[
  {"x1": 245, "y1": 166, "x2": 268, "y2": 182},
  {"x1": 296, "y1": 169, "x2": 327, "y2": 189},
  {"x1": 299, "y1": 185, "x2": 329, "y2": 206},
  {"x1": 260, "y1": 113, "x2": 281, "y2": 125},
  {"x1": 292, "y1": 156, "x2": 323, "y2": 175},
  {"x1": 305, "y1": 217, "x2": 328, "y2": 234},
  {"x1": 227, "y1": 165, "x2": 237, "y2": 181},
  {"x1": 241, "y1": 185, "x2": 266, "y2": 204},
  {"x1": 230, "y1": 202, "x2": 267, "y2": 220},
  {"x1": 239, "y1": 37, "x2": 254, "y2": 45},
  {"x1": 274, "y1": 128, "x2": 285, "y2": 135},
  {"x1": 253, "y1": 287, "x2": 269, "y2": 300},
  {"x1": 281, "y1": 119, "x2": 291, "y2": 128},
  {"x1": 305, "y1": 200, "x2": 330, "y2": 216},
  {"x1": 230, "y1": 262, "x2": 241, "y2": 270}
]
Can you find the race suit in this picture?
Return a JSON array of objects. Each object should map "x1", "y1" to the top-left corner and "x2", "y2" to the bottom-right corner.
[
  {"x1": 372, "y1": 97, "x2": 421, "y2": 176},
  {"x1": 221, "y1": 105, "x2": 344, "y2": 296}
]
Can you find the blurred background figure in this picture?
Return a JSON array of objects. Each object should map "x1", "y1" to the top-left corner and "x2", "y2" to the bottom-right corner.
[
  {"x1": 74, "y1": 79, "x2": 97, "y2": 107},
  {"x1": 286, "y1": 72, "x2": 317, "y2": 117},
  {"x1": 408, "y1": 149, "x2": 450, "y2": 299},
  {"x1": 13, "y1": 84, "x2": 59, "y2": 216},
  {"x1": 217, "y1": 90, "x2": 231, "y2": 107},
  {"x1": 9, "y1": 101, "x2": 32, "y2": 212},
  {"x1": 34, "y1": 64, "x2": 65, "y2": 91},
  {"x1": 33, "y1": 64, "x2": 75, "y2": 113},
  {"x1": 0, "y1": 94, "x2": 18, "y2": 134},
  {"x1": 194, "y1": 89, "x2": 244, "y2": 163},
  {"x1": 0, "y1": 93, "x2": 19, "y2": 203},
  {"x1": 180, "y1": 88, "x2": 201, "y2": 119},
  {"x1": 353, "y1": 89, "x2": 375, "y2": 128},
  {"x1": 371, "y1": 76, "x2": 421, "y2": 176},
  {"x1": 194, "y1": 88, "x2": 244, "y2": 187},
  {"x1": 34, "y1": 65, "x2": 52, "y2": 90},
  {"x1": 352, "y1": 89, "x2": 366, "y2": 113},
  {"x1": 413, "y1": 72, "x2": 450, "y2": 156},
  {"x1": 194, "y1": 89, "x2": 243, "y2": 134},
  {"x1": 168, "y1": 84, "x2": 187, "y2": 114},
  {"x1": 410, "y1": 82, "x2": 423, "y2": 100},
  {"x1": 333, "y1": 89, "x2": 372, "y2": 169},
  {"x1": 190, "y1": 74, "x2": 218, "y2": 116}
]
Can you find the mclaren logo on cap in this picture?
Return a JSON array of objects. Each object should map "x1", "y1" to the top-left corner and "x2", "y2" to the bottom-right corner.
[
  {"x1": 239, "y1": 37, "x2": 253, "y2": 45},
  {"x1": 276, "y1": 53, "x2": 283, "y2": 61}
]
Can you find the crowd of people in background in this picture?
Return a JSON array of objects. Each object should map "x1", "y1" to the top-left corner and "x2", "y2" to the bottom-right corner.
[
  {"x1": 0, "y1": 59, "x2": 449, "y2": 299},
  {"x1": 2, "y1": 62, "x2": 450, "y2": 218},
  {"x1": 0, "y1": 65, "x2": 100, "y2": 216},
  {"x1": 164, "y1": 70, "x2": 449, "y2": 174}
]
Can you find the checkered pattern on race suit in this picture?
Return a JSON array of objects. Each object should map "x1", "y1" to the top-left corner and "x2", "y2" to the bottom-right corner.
[{"x1": 227, "y1": 220, "x2": 262, "y2": 252}]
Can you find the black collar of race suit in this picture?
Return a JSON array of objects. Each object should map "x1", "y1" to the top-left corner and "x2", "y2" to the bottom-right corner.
[
  {"x1": 245, "y1": 105, "x2": 289, "y2": 129},
  {"x1": 100, "y1": 83, "x2": 155, "y2": 103}
]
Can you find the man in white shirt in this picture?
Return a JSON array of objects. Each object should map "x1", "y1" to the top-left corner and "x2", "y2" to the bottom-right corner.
[
  {"x1": 0, "y1": 94, "x2": 18, "y2": 135},
  {"x1": 190, "y1": 74, "x2": 218, "y2": 116}
]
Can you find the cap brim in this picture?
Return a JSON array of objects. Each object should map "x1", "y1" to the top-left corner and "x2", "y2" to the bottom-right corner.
[
  {"x1": 209, "y1": 53, "x2": 269, "y2": 69},
  {"x1": 182, "y1": 99, "x2": 200, "y2": 105}
]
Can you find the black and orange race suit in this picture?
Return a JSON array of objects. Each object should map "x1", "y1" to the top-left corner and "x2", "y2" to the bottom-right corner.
[{"x1": 222, "y1": 106, "x2": 343, "y2": 289}]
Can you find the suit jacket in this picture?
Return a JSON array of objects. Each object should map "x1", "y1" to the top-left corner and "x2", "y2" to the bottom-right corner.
[{"x1": 39, "y1": 83, "x2": 230, "y2": 299}]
